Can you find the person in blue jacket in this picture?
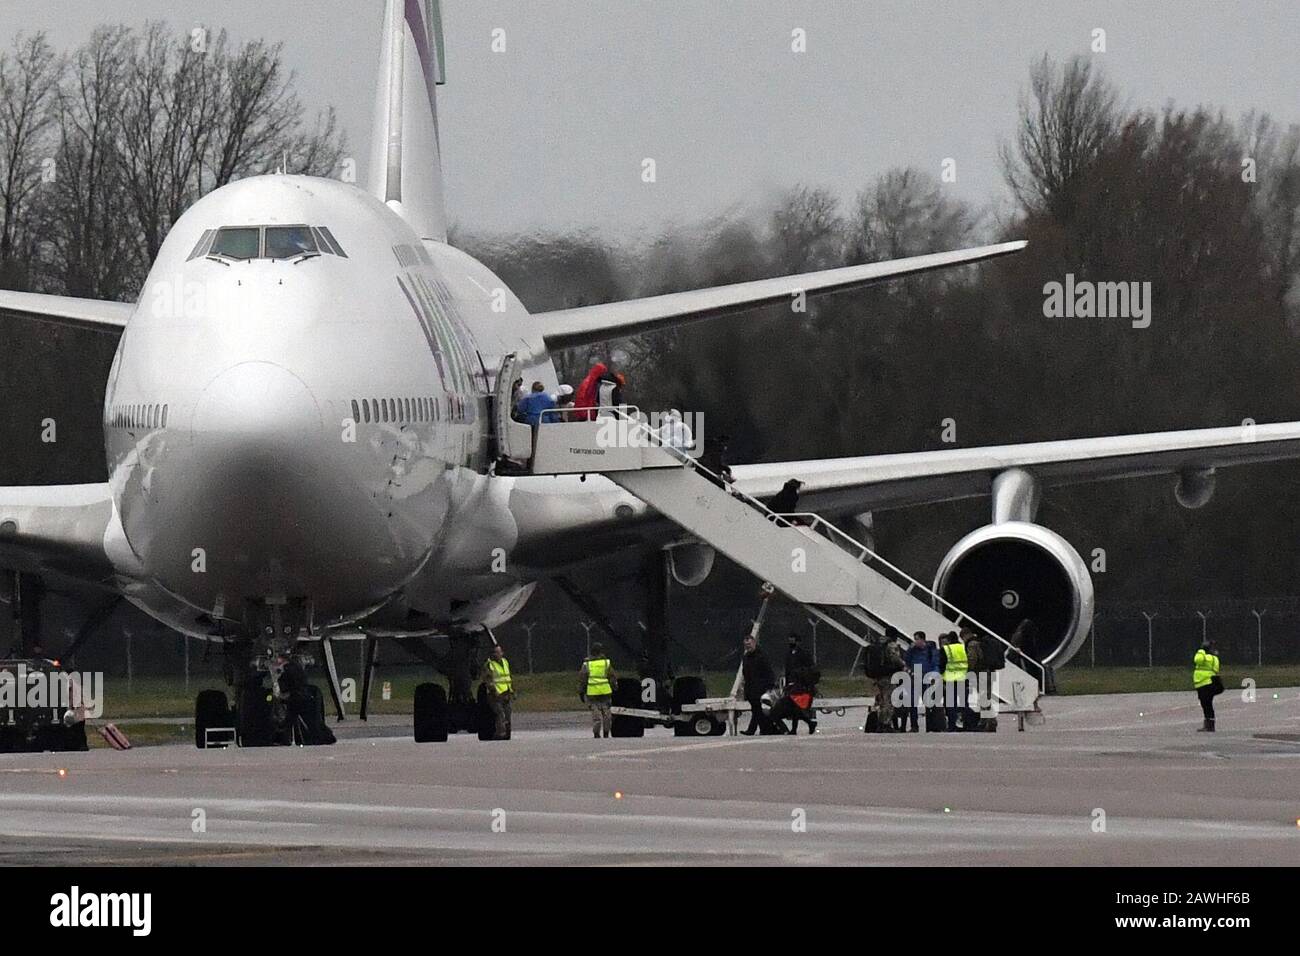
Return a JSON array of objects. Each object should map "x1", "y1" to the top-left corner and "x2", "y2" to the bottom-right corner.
[
  {"x1": 901, "y1": 631, "x2": 940, "y2": 732},
  {"x1": 516, "y1": 380, "x2": 557, "y2": 428}
]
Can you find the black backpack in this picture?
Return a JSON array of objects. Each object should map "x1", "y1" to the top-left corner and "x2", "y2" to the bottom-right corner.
[
  {"x1": 982, "y1": 639, "x2": 1006, "y2": 671},
  {"x1": 863, "y1": 645, "x2": 892, "y2": 679}
]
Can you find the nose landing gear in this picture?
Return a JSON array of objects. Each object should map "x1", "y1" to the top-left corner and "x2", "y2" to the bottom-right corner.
[{"x1": 193, "y1": 599, "x2": 336, "y2": 749}]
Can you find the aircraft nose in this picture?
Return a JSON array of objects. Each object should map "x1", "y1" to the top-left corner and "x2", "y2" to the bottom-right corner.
[
  {"x1": 162, "y1": 361, "x2": 334, "y2": 603},
  {"x1": 191, "y1": 361, "x2": 323, "y2": 456},
  {"x1": 142, "y1": 359, "x2": 418, "y2": 616}
]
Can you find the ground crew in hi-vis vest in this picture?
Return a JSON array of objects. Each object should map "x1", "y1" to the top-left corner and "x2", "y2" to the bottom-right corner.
[
  {"x1": 1193, "y1": 640, "x2": 1222, "y2": 732},
  {"x1": 940, "y1": 632, "x2": 969, "y2": 732},
  {"x1": 481, "y1": 644, "x2": 514, "y2": 740},
  {"x1": 579, "y1": 642, "x2": 619, "y2": 738}
]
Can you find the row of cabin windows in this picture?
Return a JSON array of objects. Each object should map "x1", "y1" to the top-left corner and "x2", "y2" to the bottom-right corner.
[
  {"x1": 350, "y1": 395, "x2": 467, "y2": 426},
  {"x1": 188, "y1": 224, "x2": 348, "y2": 262},
  {"x1": 109, "y1": 403, "x2": 168, "y2": 430}
]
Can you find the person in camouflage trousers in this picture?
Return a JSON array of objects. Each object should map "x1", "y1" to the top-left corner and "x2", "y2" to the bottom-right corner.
[{"x1": 869, "y1": 639, "x2": 906, "y2": 732}]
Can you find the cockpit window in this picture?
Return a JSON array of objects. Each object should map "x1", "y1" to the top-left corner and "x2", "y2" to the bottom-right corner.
[
  {"x1": 187, "y1": 229, "x2": 216, "y2": 261},
  {"x1": 317, "y1": 226, "x2": 347, "y2": 257},
  {"x1": 265, "y1": 225, "x2": 318, "y2": 259},
  {"x1": 198, "y1": 225, "x2": 343, "y2": 262},
  {"x1": 210, "y1": 227, "x2": 261, "y2": 260}
]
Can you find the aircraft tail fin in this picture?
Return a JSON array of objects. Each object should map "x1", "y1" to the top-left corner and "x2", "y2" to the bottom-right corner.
[{"x1": 369, "y1": 0, "x2": 448, "y2": 241}]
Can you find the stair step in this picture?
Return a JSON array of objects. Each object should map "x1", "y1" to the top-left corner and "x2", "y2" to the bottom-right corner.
[{"x1": 533, "y1": 414, "x2": 1047, "y2": 716}]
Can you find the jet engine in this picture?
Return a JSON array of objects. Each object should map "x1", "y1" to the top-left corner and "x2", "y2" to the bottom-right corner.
[
  {"x1": 666, "y1": 541, "x2": 716, "y2": 587},
  {"x1": 933, "y1": 521, "x2": 1094, "y2": 668},
  {"x1": 1174, "y1": 468, "x2": 1216, "y2": 509}
]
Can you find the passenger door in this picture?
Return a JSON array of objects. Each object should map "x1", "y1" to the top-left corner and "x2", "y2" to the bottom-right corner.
[{"x1": 493, "y1": 353, "x2": 533, "y2": 464}]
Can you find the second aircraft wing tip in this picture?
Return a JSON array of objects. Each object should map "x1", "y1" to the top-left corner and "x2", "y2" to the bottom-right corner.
[{"x1": 985, "y1": 239, "x2": 1027, "y2": 253}]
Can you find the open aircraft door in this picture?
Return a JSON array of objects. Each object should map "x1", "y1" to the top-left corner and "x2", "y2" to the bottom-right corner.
[{"x1": 493, "y1": 353, "x2": 533, "y2": 464}]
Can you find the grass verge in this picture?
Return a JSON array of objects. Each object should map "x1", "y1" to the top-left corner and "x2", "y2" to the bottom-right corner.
[{"x1": 84, "y1": 665, "x2": 1300, "y2": 720}]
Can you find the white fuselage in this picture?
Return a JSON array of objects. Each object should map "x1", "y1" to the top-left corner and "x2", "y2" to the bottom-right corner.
[{"x1": 102, "y1": 174, "x2": 587, "y2": 639}]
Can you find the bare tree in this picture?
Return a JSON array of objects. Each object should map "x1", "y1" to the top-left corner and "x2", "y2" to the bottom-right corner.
[
  {"x1": 847, "y1": 167, "x2": 976, "y2": 263},
  {"x1": 1240, "y1": 111, "x2": 1300, "y2": 320},
  {"x1": 118, "y1": 23, "x2": 220, "y2": 262},
  {"x1": 116, "y1": 25, "x2": 345, "y2": 265},
  {"x1": 281, "y1": 105, "x2": 345, "y2": 177},
  {"x1": 44, "y1": 26, "x2": 137, "y2": 300},
  {"x1": 7, "y1": 22, "x2": 348, "y2": 299},
  {"x1": 769, "y1": 185, "x2": 842, "y2": 274},
  {"x1": 205, "y1": 36, "x2": 344, "y2": 187},
  {"x1": 1001, "y1": 54, "x2": 1119, "y2": 222},
  {"x1": 0, "y1": 33, "x2": 60, "y2": 289}
]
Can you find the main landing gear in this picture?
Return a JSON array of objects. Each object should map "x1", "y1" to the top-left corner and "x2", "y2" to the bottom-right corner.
[{"x1": 410, "y1": 629, "x2": 506, "y2": 744}]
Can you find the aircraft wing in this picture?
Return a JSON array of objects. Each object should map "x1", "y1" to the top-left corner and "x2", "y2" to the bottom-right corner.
[
  {"x1": 0, "y1": 484, "x2": 122, "y2": 590},
  {"x1": 726, "y1": 422, "x2": 1300, "y2": 515},
  {"x1": 512, "y1": 422, "x2": 1300, "y2": 572},
  {"x1": 531, "y1": 241, "x2": 1025, "y2": 349},
  {"x1": 0, "y1": 290, "x2": 132, "y2": 334}
]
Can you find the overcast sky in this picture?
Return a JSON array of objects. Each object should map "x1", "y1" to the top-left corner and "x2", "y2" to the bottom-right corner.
[{"x1": 3, "y1": 1, "x2": 1297, "y2": 239}]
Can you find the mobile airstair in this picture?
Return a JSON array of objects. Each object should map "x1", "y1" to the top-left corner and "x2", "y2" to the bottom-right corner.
[{"x1": 500, "y1": 399, "x2": 1046, "y2": 723}]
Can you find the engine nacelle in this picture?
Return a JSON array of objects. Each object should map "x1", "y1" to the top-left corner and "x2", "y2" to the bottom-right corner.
[
  {"x1": 1174, "y1": 468, "x2": 1215, "y2": 509},
  {"x1": 666, "y1": 542, "x2": 716, "y2": 587},
  {"x1": 933, "y1": 521, "x2": 1094, "y2": 668}
]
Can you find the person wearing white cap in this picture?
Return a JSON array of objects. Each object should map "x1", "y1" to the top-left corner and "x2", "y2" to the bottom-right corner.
[{"x1": 551, "y1": 383, "x2": 575, "y2": 422}]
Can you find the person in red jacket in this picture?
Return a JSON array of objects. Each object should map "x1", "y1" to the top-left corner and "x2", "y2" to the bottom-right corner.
[{"x1": 574, "y1": 362, "x2": 608, "y2": 421}]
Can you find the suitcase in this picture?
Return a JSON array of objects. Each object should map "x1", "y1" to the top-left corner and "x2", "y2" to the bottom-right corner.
[{"x1": 925, "y1": 707, "x2": 945, "y2": 732}]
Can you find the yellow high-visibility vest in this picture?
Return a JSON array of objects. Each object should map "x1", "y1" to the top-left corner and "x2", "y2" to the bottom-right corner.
[
  {"x1": 1192, "y1": 649, "x2": 1219, "y2": 689},
  {"x1": 586, "y1": 658, "x2": 612, "y2": 696},
  {"x1": 942, "y1": 642, "x2": 968, "y2": 682},
  {"x1": 487, "y1": 657, "x2": 512, "y2": 694}
]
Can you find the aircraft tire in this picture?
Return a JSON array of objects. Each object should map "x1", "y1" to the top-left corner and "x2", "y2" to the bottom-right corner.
[
  {"x1": 475, "y1": 683, "x2": 509, "y2": 740},
  {"x1": 235, "y1": 684, "x2": 274, "y2": 747},
  {"x1": 414, "y1": 682, "x2": 449, "y2": 742},
  {"x1": 195, "y1": 689, "x2": 230, "y2": 749}
]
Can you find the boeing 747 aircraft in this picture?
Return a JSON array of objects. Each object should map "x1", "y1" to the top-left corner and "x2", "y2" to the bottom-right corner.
[{"x1": 3, "y1": 1, "x2": 1299, "y2": 747}]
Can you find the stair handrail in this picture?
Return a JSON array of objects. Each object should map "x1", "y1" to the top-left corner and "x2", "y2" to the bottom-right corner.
[
  {"x1": 597, "y1": 409, "x2": 1046, "y2": 691},
  {"x1": 778, "y1": 513, "x2": 1047, "y2": 691},
  {"x1": 537, "y1": 404, "x2": 644, "y2": 424}
]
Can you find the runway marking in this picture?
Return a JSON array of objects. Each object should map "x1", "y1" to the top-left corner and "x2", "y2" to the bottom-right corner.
[
  {"x1": 0, "y1": 799, "x2": 1291, "y2": 862},
  {"x1": 585, "y1": 735, "x2": 814, "y2": 759},
  {"x1": 0, "y1": 790, "x2": 1290, "y2": 835},
  {"x1": 579, "y1": 731, "x2": 1292, "y2": 761},
  {"x1": 0, "y1": 792, "x2": 503, "y2": 818},
  {"x1": 0, "y1": 767, "x2": 69, "y2": 774}
]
